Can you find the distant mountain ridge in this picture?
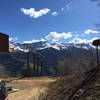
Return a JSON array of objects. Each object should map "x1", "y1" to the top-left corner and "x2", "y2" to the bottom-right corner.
[
  {"x1": 9, "y1": 41, "x2": 94, "y2": 52},
  {"x1": 0, "y1": 41, "x2": 98, "y2": 77}
]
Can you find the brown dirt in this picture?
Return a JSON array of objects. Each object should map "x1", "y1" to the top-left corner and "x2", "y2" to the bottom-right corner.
[
  {"x1": 40, "y1": 70, "x2": 100, "y2": 100},
  {"x1": 5, "y1": 77, "x2": 57, "y2": 100}
]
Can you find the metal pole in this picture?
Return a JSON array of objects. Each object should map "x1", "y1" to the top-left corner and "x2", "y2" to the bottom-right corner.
[{"x1": 96, "y1": 46, "x2": 99, "y2": 67}]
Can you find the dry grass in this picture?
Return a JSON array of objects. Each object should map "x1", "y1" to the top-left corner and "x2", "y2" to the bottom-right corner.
[
  {"x1": 40, "y1": 74, "x2": 83, "y2": 100},
  {"x1": 40, "y1": 70, "x2": 100, "y2": 100}
]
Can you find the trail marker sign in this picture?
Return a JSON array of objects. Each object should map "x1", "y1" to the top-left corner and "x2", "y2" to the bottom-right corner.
[{"x1": 93, "y1": 39, "x2": 100, "y2": 46}]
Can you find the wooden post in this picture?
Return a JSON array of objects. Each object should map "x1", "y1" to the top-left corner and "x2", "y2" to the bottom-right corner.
[{"x1": 96, "y1": 46, "x2": 99, "y2": 67}]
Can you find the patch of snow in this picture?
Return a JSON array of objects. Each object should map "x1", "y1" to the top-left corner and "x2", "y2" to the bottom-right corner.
[
  {"x1": 74, "y1": 45, "x2": 81, "y2": 48},
  {"x1": 51, "y1": 45, "x2": 60, "y2": 50},
  {"x1": 82, "y1": 47, "x2": 89, "y2": 50}
]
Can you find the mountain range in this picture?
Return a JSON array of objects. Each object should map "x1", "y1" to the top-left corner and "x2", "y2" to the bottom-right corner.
[
  {"x1": 10, "y1": 41, "x2": 94, "y2": 51},
  {"x1": 0, "y1": 41, "x2": 99, "y2": 77}
]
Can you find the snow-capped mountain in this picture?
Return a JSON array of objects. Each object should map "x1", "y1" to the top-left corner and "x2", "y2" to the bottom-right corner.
[
  {"x1": 0, "y1": 41, "x2": 98, "y2": 77},
  {"x1": 9, "y1": 41, "x2": 94, "y2": 52}
]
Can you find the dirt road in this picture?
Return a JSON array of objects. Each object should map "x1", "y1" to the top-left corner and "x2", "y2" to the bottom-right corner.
[{"x1": 6, "y1": 77, "x2": 57, "y2": 100}]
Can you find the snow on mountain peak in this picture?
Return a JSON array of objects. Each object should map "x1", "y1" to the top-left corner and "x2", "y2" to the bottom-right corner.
[{"x1": 9, "y1": 41, "x2": 94, "y2": 52}]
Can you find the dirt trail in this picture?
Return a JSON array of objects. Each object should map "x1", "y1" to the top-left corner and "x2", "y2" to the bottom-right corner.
[
  {"x1": 8, "y1": 87, "x2": 45, "y2": 100},
  {"x1": 7, "y1": 77, "x2": 57, "y2": 100}
]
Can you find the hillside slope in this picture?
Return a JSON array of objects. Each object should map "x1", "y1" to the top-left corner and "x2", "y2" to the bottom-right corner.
[
  {"x1": 0, "y1": 53, "x2": 25, "y2": 77},
  {"x1": 40, "y1": 67, "x2": 100, "y2": 100}
]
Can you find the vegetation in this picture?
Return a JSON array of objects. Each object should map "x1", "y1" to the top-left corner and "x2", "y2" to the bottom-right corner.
[{"x1": 40, "y1": 68, "x2": 100, "y2": 100}]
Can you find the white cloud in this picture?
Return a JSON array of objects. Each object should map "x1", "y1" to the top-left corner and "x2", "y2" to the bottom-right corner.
[
  {"x1": 21, "y1": 8, "x2": 50, "y2": 18},
  {"x1": 23, "y1": 38, "x2": 46, "y2": 44},
  {"x1": 69, "y1": 37, "x2": 98, "y2": 44},
  {"x1": 85, "y1": 29, "x2": 100, "y2": 34},
  {"x1": 9, "y1": 37, "x2": 18, "y2": 41},
  {"x1": 45, "y1": 32, "x2": 72, "y2": 42},
  {"x1": 51, "y1": 12, "x2": 58, "y2": 16}
]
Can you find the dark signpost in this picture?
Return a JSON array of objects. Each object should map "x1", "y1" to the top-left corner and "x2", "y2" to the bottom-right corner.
[
  {"x1": 0, "y1": 33, "x2": 9, "y2": 53},
  {"x1": 92, "y1": 39, "x2": 100, "y2": 67}
]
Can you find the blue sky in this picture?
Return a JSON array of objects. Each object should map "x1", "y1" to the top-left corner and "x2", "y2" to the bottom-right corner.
[{"x1": 0, "y1": 0, "x2": 100, "y2": 44}]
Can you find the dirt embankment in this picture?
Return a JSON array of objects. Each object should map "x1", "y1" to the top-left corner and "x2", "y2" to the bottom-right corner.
[
  {"x1": 40, "y1": 70, "x2": 100, "y2": 100},
  {"x1": 5, "y1": 77, "x2": 57, "y2": 100}
]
